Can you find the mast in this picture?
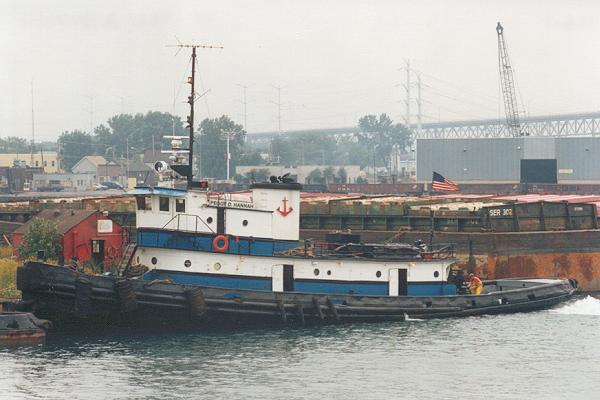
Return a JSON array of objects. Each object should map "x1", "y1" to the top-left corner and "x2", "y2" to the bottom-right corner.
[
  {"x1": 188, "y1": 47, "x2": 196, "y2": 186},
  {"x1": 167, "y1": 42, "x2": 223, "y2": 186}
]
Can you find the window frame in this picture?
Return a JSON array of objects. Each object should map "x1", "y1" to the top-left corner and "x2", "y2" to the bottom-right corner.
[
  {"x1": 159, "y1": 196, "x2": 170, "y2": 212},
  {"x1": 175, "y1": 198, "x2": 186, "y2": 213}
]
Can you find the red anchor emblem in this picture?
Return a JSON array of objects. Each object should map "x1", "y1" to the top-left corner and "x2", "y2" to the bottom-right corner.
[{"x1": 277, "y1": 196, "x2": 293, "y2": 217}]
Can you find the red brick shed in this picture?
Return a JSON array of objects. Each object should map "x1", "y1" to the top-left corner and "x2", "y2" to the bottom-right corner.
[{"x1": 12, "y1": 209, "x2": 127, "y2": 269}]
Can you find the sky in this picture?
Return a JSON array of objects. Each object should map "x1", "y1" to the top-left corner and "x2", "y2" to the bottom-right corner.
[{"x1": 1, "y1": 0, "x2": 600, "y2": 141}]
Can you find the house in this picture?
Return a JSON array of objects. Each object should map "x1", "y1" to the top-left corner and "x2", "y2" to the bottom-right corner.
[
  {"x1": 96, "y1": 160, "x2": 158, "y2": 188},
  {"x1": 71, "y1": 155, "x2": 108, "y2": 177},
  {"x1": 0, "y1": 151, "x2": 60, "y2": 173},
  {"x1": 12, "y1": 209, "x2": 128, "y2": 270},
  {"x1": 128, "y1": 159, "x2": 157, "y2": 186},
  {"x1": 97, "y1": 162, "x2": 125, "y2": 185},
  {"x1": 32, "y1": 173, "x2": 94, "y2": 192},
  {"x1": 0, "y1": 166, "x2": 44, "y2": 192}
]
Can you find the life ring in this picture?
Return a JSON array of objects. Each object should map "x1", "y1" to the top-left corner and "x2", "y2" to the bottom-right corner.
[{"x1": 212, "y1": 235, "x2": 229, "y2": 253}]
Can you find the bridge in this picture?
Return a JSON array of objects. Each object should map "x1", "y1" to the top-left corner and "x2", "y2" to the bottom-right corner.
[{"x1": 247, "y1": 111, "x2": 600, "y2": 144}]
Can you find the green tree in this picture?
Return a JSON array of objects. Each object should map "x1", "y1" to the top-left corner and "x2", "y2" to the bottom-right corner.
[
  {"x1": 307, "y1": 168, "x2": 323, "y2": 184},
  {"x1": 16, "y1": 218, "x2": 61, "y2": 260},
  {"x1": 58, "y1": 130, "x2": 94, "y2": 171},
  {"x1": 0, "y1": 136, "x2": 29, "y2": 153},
  {"x1": 323, "y1": 166, "x2": 336, "y2": 184},
  {"x1": 198, "y1": 115, "x2": 245, "y2": 179},
  {"x1": 238, "y1": 149, "x2": 265, "y2": 166},
  {"x1": 93, "y1": 112, "x2": 184, "y2": 159},
  {"x1": 356, "y1": 113, "x2": 411, "y2": 172},
  {"x1": 242, "y1": 168, "x2": 270, "y2": 183},
  {"x1": 337, "y1": 167, "x2": 348, "y2": 183}
]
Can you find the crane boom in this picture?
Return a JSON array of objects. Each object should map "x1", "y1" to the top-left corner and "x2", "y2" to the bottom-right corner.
[{"x1": 496, "y1": 22, "x2": 524, "y2": 137}]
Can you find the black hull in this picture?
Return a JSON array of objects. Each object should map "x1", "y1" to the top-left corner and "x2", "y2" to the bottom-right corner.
[{"x1": 16, "y1": 262, "x2": 578, "y2": 330}]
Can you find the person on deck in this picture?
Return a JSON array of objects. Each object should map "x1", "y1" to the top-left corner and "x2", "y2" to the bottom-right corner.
[{"x1": 468, "y1": 273, "x2": 483, "y2": 295}]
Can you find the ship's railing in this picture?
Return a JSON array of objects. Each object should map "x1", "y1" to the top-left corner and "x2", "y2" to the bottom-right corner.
[{"x1": 161, "y1": 213, "x2": 215, "y2": 233}]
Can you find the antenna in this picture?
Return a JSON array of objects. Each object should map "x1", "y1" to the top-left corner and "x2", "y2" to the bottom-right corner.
[
  {"x1": 166, "y1": 42, "x2": 223, "y2": 186},
  {"x1": 30, "y1": 80, "x2": 35, "y2": 168}
]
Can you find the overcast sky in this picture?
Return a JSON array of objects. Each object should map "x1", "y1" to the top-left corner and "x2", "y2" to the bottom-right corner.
[{"x1": 1, "y1": 0, "x2": 599, "y2": 141}]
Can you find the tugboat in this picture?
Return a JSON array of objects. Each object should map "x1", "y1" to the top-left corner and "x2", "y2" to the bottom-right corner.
[{"x1": 16, "y1": 46, "x2": 578, "y2": 328}]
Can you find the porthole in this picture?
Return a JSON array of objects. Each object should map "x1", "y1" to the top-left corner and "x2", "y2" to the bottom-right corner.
[
  {"x1": 242, "y1": 219, "x2": 248, "y2": 226},
  {"x1": 327, "y1": 270, "x2": 331, "y2": 276},
  {"x1": 434, "y1": 271, "x2": 440, "y2": 278},
  {"x1": 207, "y1": 217, "x2": 213, "y2": 224},
  {"x1": 151, "y1": 257, "x2": 157, "y2": 265},
  {"x1": 314, "y1": 268, "x2": 320, "y2": 276},
  {"x1": 184, "y1": 260, "x2": 191, "y2": 268},
  {"x1": 376, "y1": 271, "x2": 382, "y2": 278},
  {"x1": 214, "y1": 262, "x2": 221, "y2": 271}
]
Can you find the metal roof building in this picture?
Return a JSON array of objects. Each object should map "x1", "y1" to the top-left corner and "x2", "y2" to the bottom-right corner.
[{"x1": 417, "y1": 136, "x2": 600, "y2": 183}]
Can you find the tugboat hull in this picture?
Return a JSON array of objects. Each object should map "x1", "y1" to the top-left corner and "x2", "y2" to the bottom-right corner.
[{"x1": 17, "y1": 262, "x2": 578, "y2": 329}]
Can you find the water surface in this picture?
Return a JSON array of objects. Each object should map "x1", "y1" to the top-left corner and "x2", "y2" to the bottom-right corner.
[{"x1": 2, "y1": 297, "x2": 599, "y2": 400}]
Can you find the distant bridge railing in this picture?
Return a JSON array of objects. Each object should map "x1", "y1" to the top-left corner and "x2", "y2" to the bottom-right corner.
[{"x1": 246, "y1": 111, "x2": 600, "y2": 142}]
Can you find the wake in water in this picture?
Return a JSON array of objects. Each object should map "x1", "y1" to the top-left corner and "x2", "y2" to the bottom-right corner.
[
  {"x1": 404, "y1": 313, "x2": 425, "y2": 321},
  {"x1": 550, "y1": 295, "x2": 600, "y2": 316}
]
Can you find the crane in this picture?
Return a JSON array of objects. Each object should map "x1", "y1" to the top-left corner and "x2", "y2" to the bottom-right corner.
[{"x1": 496, "y1": 22, "x2": 525, "y2": 137}]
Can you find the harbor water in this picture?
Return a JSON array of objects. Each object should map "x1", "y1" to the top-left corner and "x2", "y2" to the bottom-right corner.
[{"x1": 1, "y1": 296, "x2": 599, "y2": 400}]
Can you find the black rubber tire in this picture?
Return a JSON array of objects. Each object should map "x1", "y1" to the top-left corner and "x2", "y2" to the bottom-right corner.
[
  {"x1": 75, "y1": 277, "x2": 93, "y2": 318},
  {"x1": 115, "y1": 279, "x2": 138, "y2": 313},
  {"x1": 185, "y1": 288, "x2": 207, "y2": 322}
]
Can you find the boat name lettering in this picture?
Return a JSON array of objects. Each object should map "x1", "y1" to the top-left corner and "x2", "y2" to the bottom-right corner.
[
  {"x1": 208, "y1": 199, "x2": 254, "y2": 209},
  {"x1": 488, "y1": 208, "x2": 512, "y2": 217}
]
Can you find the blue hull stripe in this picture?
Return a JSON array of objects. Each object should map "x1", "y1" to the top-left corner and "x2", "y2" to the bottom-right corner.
[
  {"x1": 144, "y1": 270, "x2": 457, "y2": 296},
  {"x1": 138, "y1": 229, "x2": 298, "y2": 257}
]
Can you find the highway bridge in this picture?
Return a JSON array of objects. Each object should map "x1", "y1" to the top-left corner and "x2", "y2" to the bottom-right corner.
[{"x1": 247, "y1": 111, "x2": 600, "y2": 144}]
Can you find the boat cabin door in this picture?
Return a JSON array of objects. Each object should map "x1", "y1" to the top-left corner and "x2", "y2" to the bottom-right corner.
[
  {"x1": 389, "y1": 268, "x2": 408, "y2": 296},
  {"x1": 272, "y1": 264, "x2": 294, "y2": 292}
]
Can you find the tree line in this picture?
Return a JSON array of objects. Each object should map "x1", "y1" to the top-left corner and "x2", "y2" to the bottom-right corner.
[{"x1": 48, "y1": 111, "x2": 411, "y2": 180}]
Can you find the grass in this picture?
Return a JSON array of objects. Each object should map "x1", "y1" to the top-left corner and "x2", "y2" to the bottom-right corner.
[{"x1": 0, "y1": 246, "x2": 20, "y2": 299}]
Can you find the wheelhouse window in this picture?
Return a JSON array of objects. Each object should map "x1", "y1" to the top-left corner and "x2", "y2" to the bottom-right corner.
[
  {"x1": 175, "y1": 199, "x2": 186, "y2": 213},
  {"x1": 159, "y1": 197, "x2": 170, "y2": 212},
  {"x1": 136, "y1": 195, "x2": 152, "y2": 211}
]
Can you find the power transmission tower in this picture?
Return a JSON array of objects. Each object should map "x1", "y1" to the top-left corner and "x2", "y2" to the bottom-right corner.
[
  {"x1": 167, "y1": 42, "x2": 224, "y2": 184},
  {"x1": 416, "y1": 72, "x2": 423, "y2": 139},
  {"x1": 496, "y1": 22, "x2": 524, "y2": 137},
  {"x1": 403, "y1": 59, "x2": 411, "y2": 129}
]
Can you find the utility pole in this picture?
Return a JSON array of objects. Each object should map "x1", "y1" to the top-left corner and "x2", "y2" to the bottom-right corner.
[
  {"x1": 221, "y1": 130, "x2": 236, "y2": 181},
  {"x1": 87, "y1": 95, "x2": 94, "y2": 134},
  {"x1": 167, "y1": 42, "x2": 224, "y2": 185},
  {"x1": 126, "y1": 137, "x2": 129, "y2": 186},
  {"x1": 404, "y1": 59, "x2": 411, "y2": 130},
  {"x1": 272, "y1": 85, "x2": 283, "y2": 134},
  {"x1": 30, "y1": 80, "x2": 35, "y2": 168},
  {"x1": 415, "y1": 72, "x2": 422, "y2": 181},
  {"x1": 236, "y1": 84, "x2": 248, "y2": 132}
]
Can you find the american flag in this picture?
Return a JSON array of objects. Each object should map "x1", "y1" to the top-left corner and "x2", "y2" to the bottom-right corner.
[{"x1": 432, "y1": 172, "x2": 459, "y2": 192}]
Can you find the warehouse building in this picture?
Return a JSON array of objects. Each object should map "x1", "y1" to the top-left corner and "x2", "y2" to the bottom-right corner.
[{"x1": 417, "y1": 137, "x2": 600, "y2": 184}]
